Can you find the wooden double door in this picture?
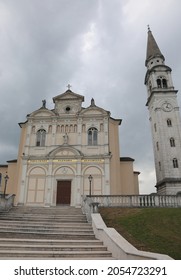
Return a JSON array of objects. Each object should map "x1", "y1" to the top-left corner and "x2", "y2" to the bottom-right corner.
[{"x1": 56, "y1": 180, "x2": 71, "y2": 205}]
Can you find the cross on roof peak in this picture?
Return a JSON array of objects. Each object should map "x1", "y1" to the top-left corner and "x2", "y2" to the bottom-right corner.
[{"x1": 67, "y1": 84, "x2": 72, "y2": 90}]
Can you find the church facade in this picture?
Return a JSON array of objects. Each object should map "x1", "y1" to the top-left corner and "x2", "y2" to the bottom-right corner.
[{"x1": 0, "y1": 89, "x2": 139, "y2": 207}]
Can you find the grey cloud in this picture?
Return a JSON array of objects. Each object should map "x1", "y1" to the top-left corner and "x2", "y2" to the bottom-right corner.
[{"x1": 1, "y1": 0, "x2": 181, "y2": 194}]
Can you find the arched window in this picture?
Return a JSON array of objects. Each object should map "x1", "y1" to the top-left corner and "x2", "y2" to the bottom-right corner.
[
  {"x1": 56, "y1": 125, "x2": 60, "y2": 133},
  {"x1": 74, "y1": 125, "x2": 77, "y2": 133},
  {"x1": 65, "y1": 125, "x2": 69, "y2": 133},
  {"x1": 61, "y1": 125, "x2": 64, "y2": 133},
  {"x1": 70, "y1": 125, "x2": 73, "y2": 132},
  {"x1": 173, "y1": 158, "x2": 178, "y2": 168},
  {"x1": 157, "y1": 79, "x2": 161, "y2": 88},
  {"x1": 88, "y1": 127, "x2": 98, "y2": 145},
  {"x1": 162, "y1": 79, "x2": 167, "y2": 88},
  {"x1": 156, "y1": 77, "x2": 168, "y2": 88},
  {"x1": 48, "y1": 125, "x2": 52, "y2": 133},
  {"x1": 36, "y1": 129, "x2": 46, "y2": 147},
  {"x1": 167, "y1": 119, "x2": 172, "y2": 127},
  {"x1": 170, "y1": 138, "x2": 175, "y2": 147}
]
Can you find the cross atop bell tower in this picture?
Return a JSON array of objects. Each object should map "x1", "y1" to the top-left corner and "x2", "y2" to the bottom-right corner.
[{"x1": 144, "y1": 28, "x2": 181, "y2": 195}]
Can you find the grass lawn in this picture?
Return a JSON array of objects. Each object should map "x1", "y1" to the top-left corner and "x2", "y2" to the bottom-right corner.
[{"x1": 99, "y1": 207, "x2": 181, "y2": 260}]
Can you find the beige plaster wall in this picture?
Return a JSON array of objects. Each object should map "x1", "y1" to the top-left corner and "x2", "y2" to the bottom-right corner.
[
  {"x1": 0, "y1": 166, "x2": 8, "y2": 193},
  {"x1": 6, "y1": 162, "x2": 17, "y2": 195},
  {"x1": 134, "y1": 172, "x2": 140, "y2": 194},
  {"x1": 15, "y1": 124, "x2": 27, "y2": 204},
  {"x1": 120, "y1": 161, "x2": 139, "y2": 194},
  {"x1": 109, "y1": 119, "x2": 122, "y2": 194}
]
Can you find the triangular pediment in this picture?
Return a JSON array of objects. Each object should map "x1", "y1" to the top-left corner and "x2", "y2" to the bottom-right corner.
[
  {"x1": 29, "y1": 108, "x2": 56, "y2": 117},
  {"x1": 80, "y1": 105, "x2": 110, "y2": 116},
  {"x1": 53, "y1": 90, "x2": 84, "y2": 103}
]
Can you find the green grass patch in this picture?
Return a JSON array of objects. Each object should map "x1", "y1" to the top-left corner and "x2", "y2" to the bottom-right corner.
[{"x1": 99, "y1": 208, "x2": 181, "y2": 259}]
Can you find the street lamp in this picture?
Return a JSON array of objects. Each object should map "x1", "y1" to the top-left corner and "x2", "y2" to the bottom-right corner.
[
  {"x1": 4, "y1": 174, "x2": 9, "y2": 197},
  {"x1": 88, "y1": 175, "x2": 93, "y2": 196}
]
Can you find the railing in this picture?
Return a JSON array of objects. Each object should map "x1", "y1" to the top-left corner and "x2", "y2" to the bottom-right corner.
[
  {"x1": 0, "y1": 194, "x2": 15, "y2": 211},
  {"x1": 86, "y1": 194, "x2": 181, "y2": 208},
  {"x1": 82, "y1": 194, "x2": 181, "y2": 221}
]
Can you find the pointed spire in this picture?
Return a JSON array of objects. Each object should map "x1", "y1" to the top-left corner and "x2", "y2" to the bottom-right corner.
[{"x1": 145, "y1": 26, "x2": 164, "y2": 65}]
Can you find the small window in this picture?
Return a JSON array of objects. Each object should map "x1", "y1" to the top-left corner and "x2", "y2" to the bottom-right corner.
[
  {"x1": 65, "y1": 106, "x2": 71, "y2": 113},
  {"x1": 88, "y1": 127, "x2": 98, "y2": 145},
  {"x1": 61, "y1": 125, "x2": 64, "y2": 133},
  {"x1": 65, "y1": 125, "x2": 69, "y2": 133},
  {"x1": 159, "y1": 161, "x2": 161, "y2": 171},
  {"x1": 170, "y1": 138, "x2": 175, "y2": 147},
  {"x1": 70, "y1": 125, "x2": 73, "y2": 132},
  {"x1": 74, "y1": 124, "x2": 77, "y2": 133},
  {"x1": 48, "y1": 125, "x2": 52, "y2": 133},
  {"x1": 149, "y1": 81, "x2": 152, "y2": 92},
  {"x1": 157, "y1": 79, "x2": 161, "y2": 88},
  {"x1": 36, "y1": 129, "x2": 46, "y2": 147},
  {"x1": 173, "y1": 158, "x2": 178, "y2": 168},
  {"x1": 156, "y1": 77, "x2": 168, "y2": 88},
  {"x1": 162, "y1": 79, "x2": 167, "y2": 88},
  {"x1": 56, "y1": 125, "x2": 60, "y2": 133},
  {"x1": 167, "y1": 119, "x2": 172, "y2": 127},
  {"x1": 156, "y1": 142, "x2": 159, "y2": 151},
  {"x1": 154, "y1": 123, "x2": 157, "y2": 132}
]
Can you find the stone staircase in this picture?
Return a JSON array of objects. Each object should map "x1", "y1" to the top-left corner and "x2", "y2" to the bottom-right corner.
[{"x1": 0, "y1": 206, "x2": 113, "y2": 259}]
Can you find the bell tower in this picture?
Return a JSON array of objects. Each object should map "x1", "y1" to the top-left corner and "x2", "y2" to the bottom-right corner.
[{"x1": 145, "y1": 27, "x2": 181, "y2": 195}]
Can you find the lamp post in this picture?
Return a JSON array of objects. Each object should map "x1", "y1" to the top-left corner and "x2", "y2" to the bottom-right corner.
[
  {"x1": 88, "y1": 175, "x2": 93, "y2": 196},
  {"x1": 0, "y1": 173, "x2": 2, "y2": 193},
  {"x1": 4, "y1": 174, "x2": 9, "y2": 197}
]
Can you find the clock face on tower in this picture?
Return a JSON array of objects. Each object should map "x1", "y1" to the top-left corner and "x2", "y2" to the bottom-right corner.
[{"x1": 161, "y1": 102, "x2": 173, "y2": 112}]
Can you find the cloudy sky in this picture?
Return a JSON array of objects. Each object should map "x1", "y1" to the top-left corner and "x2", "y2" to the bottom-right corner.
[{"x1": 0, "y1": 0, "x2": 181, "y2": 194}]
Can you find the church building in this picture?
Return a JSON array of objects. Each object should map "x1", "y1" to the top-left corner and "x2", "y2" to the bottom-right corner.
[{"x1": 0, "y1": 88, "x2": 139, "y2": 207}]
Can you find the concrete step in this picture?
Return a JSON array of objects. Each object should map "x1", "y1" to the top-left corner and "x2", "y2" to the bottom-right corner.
[
  {"x1": 0, "y1": 225, "x2": 92, "y2": 231},
  {"x1": 0, "y1": 206, "x2": 113, "y2": 259},
  {"x1": 0, "y1": 244, "x2": 107, "y2": 252},
  {"x1": 0, "y1": 249, "x2": 113, "y2": 259},
  {"x1": 0, "y1": 206, "x2": 85, "y2": 215},
  {"x1": 0, "y1": 221, "x2": 92, "y2": 230},
  {"x1": 0, "y1": 232, "x2": 96, "y2": 240},
  {"x1": 0, "y1": 238, "x2": 103, "y2": 246},
  {"x1": 0, "y1": 214, "x2": 87, "y2": 223}
]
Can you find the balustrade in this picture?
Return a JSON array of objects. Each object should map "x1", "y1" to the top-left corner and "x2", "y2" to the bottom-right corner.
[{"x1": 82, "y1": 195, "x2": 181, "y2": 215}]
